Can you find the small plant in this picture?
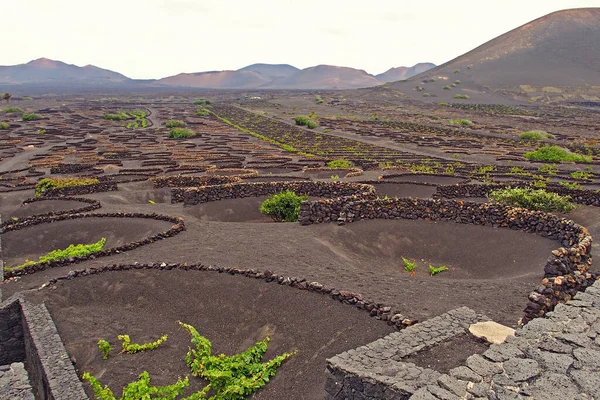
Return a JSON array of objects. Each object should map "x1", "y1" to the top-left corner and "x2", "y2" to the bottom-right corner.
[
  {"x1": 295, "y1": 115, "x2": 318, "y2": 128},
  {"x1": 422, "y1": 93, "x2": 431, "y2": 97},
  {"x1": 168, "y1": 128, "x2": 196, "y2": 139},
  {"x1": 118, "y1": 334, "x2": 168, "y2": 354},
  {"x1": 8, "y1": 238, "x2": 106, "y2": 272},
  {"x1": 520, "y1": 131, "x2": 545, "y2": 140},
  {"x1": 449, "y1": 119, "x2": 473, "y2": 126},
  {"x1": 453, "y1": 94, "x2": 469, "y2": 99},
  {"x1": 438, "y1": 102, "x2": 450, "y2": 107},
  {"x1": 524, "y1": 146, "x2": 591, "y2": 163},
  {"x1": 103, "y1": 112, "x2": 129, "y2": 121},
  {"x1": 0, "y1": 122, "x2": 9, "y2": 129},
  {"x1": 165, "y1": 120, "x2": 187, "y2": 128},
  {"x1": 538, "y1": 164, "x2": 558, "y2": 175},
  {"x1": 21, "y1": 113, "x2": 43, "y2": 121},
  {"x1": 315, "y1": 97, "x2": 324, "y2": 104},
  {"x1": 82, "y1": 371, "x2": 189, "y2": 400},
  {"x1": 35, "y1": 176, "x2": 100, "y2": 196},
  {"x1": 259, "y1": 190, "x2": 307, "y2": 222},
  {"x1": 195, "y1": 107, "x2": 210, "y2": 117},
  {"x1": 443, "y1": 85, "x2": 452, "y2": 90},
  {"x1": 326, "y1": 159, "x2": 354, "y2": 169},
  {"x1": 148, "y1": 199, "x2": 156, "y2": 204},
  {"x1": 559, "y1": 181, "x2": 581, "y2": 190},
  {"x1": 402, "y1": 257, "x2": 416, "y2": 276},
  {"x1": 98, "y1": 339, "x2": 111, "y2": 360},
  {"x1": 37, "y1": 129, "x2": 46, "y2": 134},
  {"x1": 3, "y1": 106, "x2": 24, "y2": 114},
  {"x1": 429, "y1": 265, "x2": 448, "y2": 276},
  {"x1": 306, "y1": 119, "x2": 318, "y2": 129},
  {"x1": 193, "y1": 98, "x2": 211, "y2": 105},
  {"x1": 330, "y1": 175, "x2": 340, "y2": 180},
  {"x1": 453, "y1": 69, "x2": 461, "y2": 74},
  {"x1": 571, "y1": 171, "x2": 593, "y2": 180},
  {"x1": 488, "y1": 187, "x2": 575, "y2": 212}
]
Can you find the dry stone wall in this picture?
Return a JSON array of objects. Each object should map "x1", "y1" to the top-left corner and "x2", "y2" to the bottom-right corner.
[{"x1": 299, "y1": 197, "x2": 595, "y2": 323}]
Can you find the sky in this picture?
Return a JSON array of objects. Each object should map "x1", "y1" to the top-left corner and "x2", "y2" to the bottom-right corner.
[{"x1": 2, "y1": 0, "x2": 598, "y2": 79}]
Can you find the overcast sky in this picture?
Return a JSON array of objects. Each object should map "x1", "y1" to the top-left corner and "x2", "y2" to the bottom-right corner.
[{"x1": 2, "y1": 1, "x2": 598, "y2": 79}]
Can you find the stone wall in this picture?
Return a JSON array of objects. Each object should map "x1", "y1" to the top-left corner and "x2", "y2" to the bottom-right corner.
[
  {"x1": 173, "y1": 181, "x2": 377, "y2": 205},
  {"x1": 299, "y1": 197, "x2": 595, "y2": 323},
  {"x1": 41, "y1": 181, "x2": 118, "y2": 197},
  {"x1": 0, "y1": 300, "x2": 25, "y2": 365},
  {"x1": 436, "y1": 182, "x2": 600, "y2": 206},
  {"x1": 151, "y1": 175, "x2": 241, "y2": 189},
  {"x1": 325, "y1": 307, "x2": 488, "y2": 399},
  {"x1": 2, "y1": 212, "x2": 185, "y2": 278}
]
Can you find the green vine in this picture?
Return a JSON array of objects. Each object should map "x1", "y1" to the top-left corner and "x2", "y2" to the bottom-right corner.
[
  {"x1": 118, "y1": 334, "x2": 168, "y2": 354},
  {"x1": 98, "y1": 339, "x2": 111, "y2": 360},
  {"x1": 83, "y1": 323, "x2": 295, "y2": 399}
]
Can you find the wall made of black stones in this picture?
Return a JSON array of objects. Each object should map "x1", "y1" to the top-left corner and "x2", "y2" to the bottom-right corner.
[
  {"x1": 0, "y1": 300, "x2": 25, "y2": 365},
  {"x1": 41, "y1": 181, "x2": 119, "y2": 197},
  {"x1": 299, "y1": 197, "x2": 595, "y2": 325},
  {"x1": 2, "y1": 212, "x2": 185, "y2": 279},
  {"x1": 174, "y1": 181, "x2": 377, "y2": 205},
  {"x1": 436, "y1": 182, "x2": 600, "y2": 206},
  {"x1": 151, "y1": 175, "x2": 241, "y2": 189}
]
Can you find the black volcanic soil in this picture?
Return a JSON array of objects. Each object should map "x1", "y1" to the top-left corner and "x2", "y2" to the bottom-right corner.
[{"x1": 24, "y1": 269, "x2": 395, "y2": 400}]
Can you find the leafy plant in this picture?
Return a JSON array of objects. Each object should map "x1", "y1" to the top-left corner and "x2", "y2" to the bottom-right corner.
[
  {"x1": 98, "y1": 339, "x2": 111, "y2": 360},
  {"x1": 35, "y1": 176, "x2": 100, "y2": 196},
  {"x1": 294, "y1": 115, "x2": 317, "y2": 128},
  {"x1": 429, "y1": 265, "x2": 448, "y2": 276},
  {"x1": 571, "y1": 171, "x2": 593, "y2": 181},
  {"x1": 194, "y1": 98, "x2": 211, "y2": 105},
  {"x1": 3, "y1": 106, "x2": 24, "y2": 114},
  {"x1": 196, "y1": 107, "x2": 211, "y2": 117},
  {"x1": 330, "y1": 175, "x2": 340, "y2": 180},
  {"x1": 559, "y1": 181, "x2": 581, "y2": 190},
  {"x1": 0, "y1": 122, "x2": 9, "y2": 129},
  {"x1": 259, "y1": 190, "x2": 307, "y2": 222},
  {"x1": 306, "y1": 119, "x2": 318, "y2": 129},
  {"x1": 402, "y1": 257, "x2": 416, "y2": 276},
  {"x1": 326, "y1": 159, "x2": 354, "y2": 169},
  {"x1": 104, "y1": 112, "x2": 129, "y2": 121},
  {"x1": 449, "y1": 119, "x2": 473, "y2": 126},
  {"x1": 520, "y1": 131, "x2": 545, "y2": 141},
  {"x1": 119, "y1": 334, "x2": 168, "y2": 354},
  {"x1": 180, "y1": 321, "x2": 296, "y2": 399},
  {"x1": 22, "y1": 113, "x2": 43, "y2": 121},
  {"x1": 37, "y1": 129, "x2": 46, "y2": 134},
  {"x1": 538, "y1": 164, "x2": 558, "y2": 175},
  {"x1": 524, "y1": 146, "x2": 592, "y2": 163},
  {"x1": 169, "y1": 128, "x2": 196, "y2": 139},
  {"x1": 8, "y1": 238, "x2": 106, "y2": 272},
  {"x1": 453, "y1": 94, "x2": 469, "y2": 99},
  {"x1": 82, "y1": 371, "x2": 190, "y2": 400},
  {"x1": 488, "y1": 187, "x2": 575, "y2": 212},
  {"x1": 166, "y1": 120, "x2": 187, "y2": 128}
]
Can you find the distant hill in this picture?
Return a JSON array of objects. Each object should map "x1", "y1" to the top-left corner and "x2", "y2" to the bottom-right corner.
[
  {"x1": 156, "y1": 70, "x2": 271, "y2": 89},
  {"x1": 390, "y1": 8, "x2": 600, "y2": 103},
  {"x1": 0, "y1": 58, "x2": 129, "y2": 84},
  {"x1": 238, "y1": 64, "x2": 299, "y2": 82},
  {"x1": 375, "y1": 63, "x2": 436, "y2": 83},
  {"x1": 270, "y1": 65, "x2": 382, "y2": 89}
]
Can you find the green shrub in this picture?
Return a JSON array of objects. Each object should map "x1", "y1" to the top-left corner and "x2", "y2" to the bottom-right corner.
[
  {"x1": 438, "y1": 102, "x2": 450, "y2": 107},
  {"x1": 449, "y1": 119, "x2": 473, "y2": 126},
  {"x1": 7, "y1": 238, "x2": 106, "y2": 271},
  {"x1": 524, "y1": 146, "x2": 591, "y2": 163},
  {"x1": 259, "y1": 190, "x2": 307, "y2": 222},
  {"x1": 103, "y1": 112, "x2": 129, "y2": 121},
  {"x1": 520, "y1": 131, "x2": 545, "y2": 140},
  {"x1": 82, "y1": 371, "x2": 189, "y2": 400},
  {"x1": 193, "y1": 98, "x2": 211, "y2": 105},
  {"x1": 454, "y1": 80, "x2": 461, "y2": 85},
  {"x1": 165, "y1": 120, "x2": 187, "y2": 128},
  {"x1": 306, "y1": 119, "x2": 318, "y2": 129},
  {"x1": 294, "y1": 115, "x2": 309, "y2": 126},
  {"x1": 326, "y1": 159, "x2": 354, "y2": 169},
  {"x1": 453, "y1": 94, "x2": 469, "y2": 99},
  {"x1": 571, "y1": 171, "x2": 593, "y2": 180},
  {"x1": 195, "y1": 107, "x2": 210, "y2": 117},
  {"x1": 488, "y1": 187, "x2": 575, "y2": 212},
  {"x1": 0, "y1": 122, "x2": 9, "y2": 129},
  {"x1": 453, "y1": 69, "x2": 461, "y2": 74},
  {"x1": 98, "y1": 339, "x2": 111, "y2": 360},
  {"x1": 21, "y1": 113, "x2": 43, "y2": 121},
  {"x1": 443, "y1": 85, "x2": 452, "y2": 90},
  {"x1": 422, "y1": 93, "x2": 431, "y2": 97},
  {"x1": 429, "y1": 265, "x2": 448, "y2": 276},
  {"x1": 315, "y1": 97, "x2": 324, "y2": 104},
  {"x1": 538, "y1": 164, "x2": 558, "y2": 175},
  {"x1": 168, "y1": 128, "x2": 196, "y2": 139},
  {"x1": 35, "y1": 176, "x2": 100, "y2": 196},
  {"x1": 3, "y1": 106, "x2": 23, "y2": 114},
  {"x1": 402, "y1": 257, "x2": 416, "y2": 274},
  {"x1": 559, "y1": 181, "x2": 581, "y2": 190},
  {"x1": 119, "y1": 334, "x2": 168, "y2": 354}
]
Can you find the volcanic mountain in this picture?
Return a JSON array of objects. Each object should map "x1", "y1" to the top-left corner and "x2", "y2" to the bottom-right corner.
[
  {"x1": 0, "y1": 58, "x2": 129, "y2": 84},
  {"x1": 375, "y1": 63, "x2": 436, "y2": 83},
  {"x1": 390, "y1": 8, "x2": 600, "y2": 102}
]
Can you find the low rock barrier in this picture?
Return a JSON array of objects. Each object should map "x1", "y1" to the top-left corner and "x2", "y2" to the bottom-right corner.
[
  {"x1": 299, "y1": 197, "x2": 595, "y2": 324},
  {"x1": 151, "y1": 175, "x2": 241, "y2": 189},
  {"x1": 41, "y1": 181, "x2": 118, "y2": 197},
  {"x1": 174, "y1": 181, "x2": 377, "y2": 205},
  {"x1": 436, "y1": 182, "x2": 600, "y2": 206},
  {"x1": 1, "y1": 212, "x2": 185, "y2": 278}
]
